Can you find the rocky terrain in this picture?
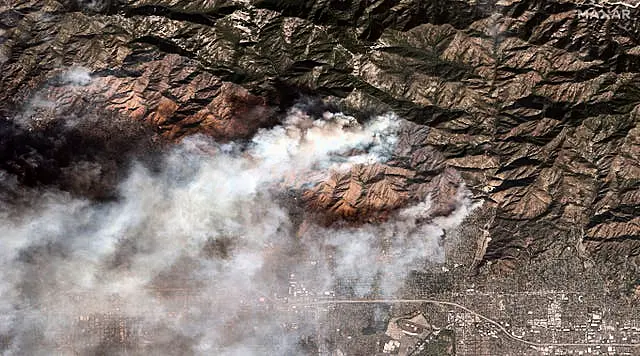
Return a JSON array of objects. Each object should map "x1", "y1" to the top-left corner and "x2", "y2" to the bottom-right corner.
[{"x1": 2, "y1": 0, "x2": 640, "y2": 296}]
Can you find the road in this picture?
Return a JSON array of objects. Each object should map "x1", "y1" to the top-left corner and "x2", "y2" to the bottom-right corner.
[{"x1": 288, "y1": 298, "x2": 640, "y2": 349}]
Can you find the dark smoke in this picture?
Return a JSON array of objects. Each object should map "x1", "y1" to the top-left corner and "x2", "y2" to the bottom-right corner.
[{"x1": 0, "y1": 111, "x2": 161, "y2": 201}]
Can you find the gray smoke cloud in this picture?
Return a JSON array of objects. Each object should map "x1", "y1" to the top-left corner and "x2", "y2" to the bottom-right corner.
[
  {"x1": 59, "y1": 67, "x2": 92, "y2": 86},
  {"x1": 14, "y1": 66, "x2": 96, "y2": 130},
  {"x1": 301, "y1": 187, "x2": 478, "y2": 296},
  {"x1": 0, "y1": 104, "x2": 476, "y2": 355}
]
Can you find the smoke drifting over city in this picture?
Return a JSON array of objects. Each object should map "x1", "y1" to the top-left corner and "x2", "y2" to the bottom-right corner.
[{"x1": 0, "y1": 83, "x2": 476, "y2": 354}]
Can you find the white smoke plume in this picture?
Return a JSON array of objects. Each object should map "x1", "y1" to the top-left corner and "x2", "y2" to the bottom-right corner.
[
  {"x1": 301, "y1": 187, "x2": 478, "y2": 297},
  {"x1": 0, "y1": 105, "x2": 475, "y2": 355},
  {"x1": 60, "y1": 66, "x2": 92, "y2": 86},
  {"x1": 13, "y1": 66, "x2": 93, "y2": 129}
]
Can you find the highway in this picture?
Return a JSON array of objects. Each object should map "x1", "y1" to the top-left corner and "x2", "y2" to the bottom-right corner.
[{"x1": 288, "y1": 298, "x2": 640, "y2": 349}]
